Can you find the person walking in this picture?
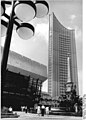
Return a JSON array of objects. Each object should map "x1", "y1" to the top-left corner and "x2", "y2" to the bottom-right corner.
[
  {"x1": 45, "y1": 106, "x2": 49, "y2": 115},
  {"x1": 41, "y1": 104, "x2": 45, "y2": 116},
  {"x1": 25, "y1": 106, "x2": 27, "y2": 113},
  {"x1": 37, "y1": 105, "x2": 41, "y2": 116}
]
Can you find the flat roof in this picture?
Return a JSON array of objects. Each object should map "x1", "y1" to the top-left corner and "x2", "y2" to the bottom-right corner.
[{"x1": 1, "y1": 47, "x2": 47, "y2": 82}]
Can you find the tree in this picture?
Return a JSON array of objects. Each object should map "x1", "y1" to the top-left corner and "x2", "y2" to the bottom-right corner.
[{"x1": 59, "y1": 83, "x2": 82, "y2": 114}]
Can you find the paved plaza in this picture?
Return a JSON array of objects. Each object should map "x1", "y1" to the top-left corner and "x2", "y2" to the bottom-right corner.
[{"x1": 2, "y1": 112, "x2": 83, "y2": 120}]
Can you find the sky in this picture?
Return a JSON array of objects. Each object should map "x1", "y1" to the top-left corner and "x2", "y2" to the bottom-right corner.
[{"x1": 1, "y1": 0, "x2": 82, "y2": 96}]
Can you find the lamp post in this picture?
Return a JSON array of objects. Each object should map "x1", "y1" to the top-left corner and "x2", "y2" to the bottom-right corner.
[
  {"x1": 1, "y1": 0, "x2": 15, "y2": 85},
  {"x1": 1, "y1": 0, "x2": 49, "y2": 107}
]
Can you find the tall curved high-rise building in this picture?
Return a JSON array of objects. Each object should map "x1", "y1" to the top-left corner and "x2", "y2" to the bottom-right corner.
[{"x1": 48, "y1": 12, "x2": 79, "y2": 97}]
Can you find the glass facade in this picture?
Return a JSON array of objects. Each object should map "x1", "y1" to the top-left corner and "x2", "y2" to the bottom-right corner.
[{"x1": 48, "y1": 13, "x2": 78, "y2": 97}]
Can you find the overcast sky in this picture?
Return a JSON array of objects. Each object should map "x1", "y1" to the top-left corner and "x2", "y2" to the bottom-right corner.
[{"x1": 1, "y1": 0, "x2": 82, "y2": 96}]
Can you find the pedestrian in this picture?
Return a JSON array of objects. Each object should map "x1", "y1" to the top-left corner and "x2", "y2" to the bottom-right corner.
[
  {"x1": 8, "y1": 106, "x2": 13, "y2": 113},
  {"x1": 41, "y1": 104, "x2": 45, "y2": 116},
  {"x1": 49, "y1": 106, "x2": 51, "y2": 112},
  {"x1": 37, "y1": 105, "x2": 41, "y2": 116},
  {"x1": 21, "y1": 106, "x2": 23, "y2": 112},
  {"x1": 45, "y1": 106, "x2": 49, "y2": 115},
  {"x1": 34, "y1": 104, "x2": 38, "y2": 113},
  {"x1": 25, "y1": 106, "x2": 27, "y2": 113}
]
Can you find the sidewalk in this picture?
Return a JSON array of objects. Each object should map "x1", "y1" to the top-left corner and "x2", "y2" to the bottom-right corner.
[
  {"x1": 2, "y1": 111, "x2": 82, "y2": 120},
  {"x1": 14, "y1": 111, "x2": 65, "y2": 119}
]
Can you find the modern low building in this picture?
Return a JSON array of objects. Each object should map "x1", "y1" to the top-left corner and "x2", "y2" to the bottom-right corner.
[
  {"x1": 1, "y1": 47, "x2": 47, "y2": 110},
  {"x1": 48, "y1": 13, "x2": 79, "y2": 98},
  {"x1": 41, "y1": 92, "x2": 52, "y2": 100}
]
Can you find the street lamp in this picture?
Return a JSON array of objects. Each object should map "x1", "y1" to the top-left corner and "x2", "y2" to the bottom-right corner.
[
  {"x1": 35, "y1": 1, "x2": 49, "y2": 18},
  {"x1": 1, "y1": 0, "x2": 49, "y2": 107},
  {"x1": 1, "y1": 19, "x2": 8, "y2": 37}
]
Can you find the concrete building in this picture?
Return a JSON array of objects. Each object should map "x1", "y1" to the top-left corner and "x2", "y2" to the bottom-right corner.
[
  {"x1": 48, "y1": 13, "x2": 78, "y2": 98},
  {"x1": 1, "y1": 47, "x2": 47, "y2": 110}
]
